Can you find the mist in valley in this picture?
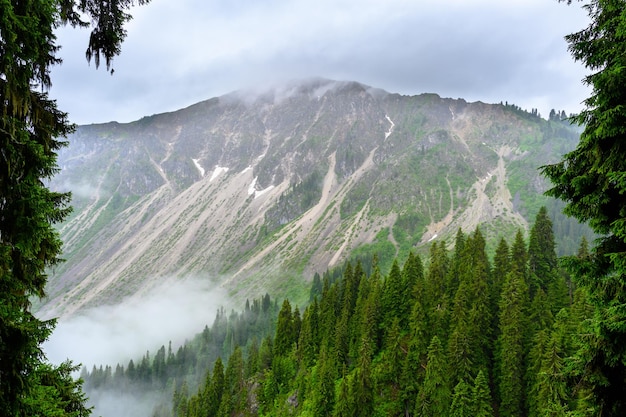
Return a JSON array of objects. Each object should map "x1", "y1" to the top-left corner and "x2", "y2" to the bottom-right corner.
[{"x1": 44, "y1": 278, "x2": 231, "y2": 417}]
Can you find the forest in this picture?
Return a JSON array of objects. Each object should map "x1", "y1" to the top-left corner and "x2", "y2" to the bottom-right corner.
[{"x1": 84, "y1": 206, "x2": 591, "y2": 416}]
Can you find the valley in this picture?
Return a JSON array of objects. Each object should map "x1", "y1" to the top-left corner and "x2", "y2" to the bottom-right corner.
[{"x1": 40, "y1": 79, "x2": 585, "y2": 319}]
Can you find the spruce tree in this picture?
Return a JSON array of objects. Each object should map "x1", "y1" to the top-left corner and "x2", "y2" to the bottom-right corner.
[
  {"x1": 534, "y1": 310, "x2": 571, "y2": 417},
  {"x1": 333, "y1": 371, "x2": 354, "y2": 417},
  {"x1": 528, "y1": 206, "x2": 558, "y2": 295},
  {"x1": 449, "y1": 380, "x2": 473, "y2": 417},
  {"x1": 497, "y1": 269, "x2": 529, "y2": 417},
  {"x1": 0, "y1": 1, "x2": 149, "y2": 415},
  {"x1": 381, "y1": 259, "x2": 405, "y2": 332},
  {"x1": 274, "y1": 299, "x2": 295, "y2": 356},
  {"x1": 472, "y1": 370, "x2": 493, "y2": 417},
  {"x1": 425, "y1": 241, "x2": 450, "y2": 343},
  {"x1": 415, "y1": 336, "x2": 451, "y2": 417},
  {"x1": 542, "y1": 1, "x2": 626, "y2": 413}
]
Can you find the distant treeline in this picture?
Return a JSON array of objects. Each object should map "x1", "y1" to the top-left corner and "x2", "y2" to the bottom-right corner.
[{"x1": 84, "y1": 206, "x2": 591, "y2": 417}]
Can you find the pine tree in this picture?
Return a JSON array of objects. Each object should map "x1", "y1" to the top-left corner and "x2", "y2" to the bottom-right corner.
[
  {"x1": 472, "y1": 370, "x2": 493, "y2": 417},
  {"x1": 416, "y1": 336, "x2": 451, "y2": 417},
  {"x1": 491, "y1": 238, "x2": 511, "y2": 327},
  {"x1": 333, "y1": 370, "x2": 354, "y2": 417},
  {"x1": 381, "y1": 259, "x2": 405, "y2": 332},
  {"x1": 402, "y1": 295, "x2": 430, "y2": 415},
  {"x1": 313, "y1": 345, "x2": 336, "y2": 417},
  {"x1": 448, "y1": 229, "x2": 492, "y2": 385},
  {"x1": 534, "y1": 310, "x2": 571, "y2": 417},
  {"x1": 449, "y1": 380, "x2": 473, "y2": 417},
  {"x1": 204, "y1": 357, "x2": 224, "y2": 417},
  {"x1": 403, "y1": 250, "x2": 425, "y2": 304},
  {"x1": 0, "y1": 1, "x2": 149, "y2": 415},
  {"x1": 353, "y1": 334, "x2": 374, "y2": 417},
  {"x1": 425, "y1": 241, "x2": 450, "y2": 343},
  {"x1": 528, "y1": 206, "x2": 558, "y2": 296},
  {"x1": 274, "y1": 299, "x2": 295, "y2": 356},
  {"x1": 542, "y1": 1, "x2": 626, "y2": 413},
  {"x1": 497, "y1": 270, "x2": 529, "y2": 417}
]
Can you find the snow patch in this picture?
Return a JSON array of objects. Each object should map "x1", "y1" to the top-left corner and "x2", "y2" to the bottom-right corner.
[
  {"x1": 384, "y1": 115, "x2": 395, "y2": 140},
  {"x1": 428, "y1": 233, "x2": 438, "y2": 242},
  {"x1": 255, "y1": 185, "x2": 275, "y2": 198},
  {"x1": 209, "y1": 165, "x2": 229, "y2": 182},
  {"x1": 248, "y1": 176, "x2": 274, "y2": 199},
  {"x1": 192, "y1": 158, "x2": 205, "y2": 177},
  {"x1": 248, "y1": 177, "x2": 258, "y2": 196}
]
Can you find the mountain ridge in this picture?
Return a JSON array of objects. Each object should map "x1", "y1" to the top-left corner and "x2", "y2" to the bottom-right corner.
[{"x1": 39, "y1": 78, "x2": 583, "y2": 318}]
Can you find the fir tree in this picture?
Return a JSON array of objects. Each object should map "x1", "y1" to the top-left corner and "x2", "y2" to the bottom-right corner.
[
  {"x1": 333, "y1": 370, "x2": 354, "y2": 417},
  {"x1": 542, "y1": 1, "x2": 626, "y2": 413},
  {"x1": 497, "y1": 269, "x2": 529, "y2": 417},
  {"x1": 416, "y1": 336, "x2": 451, "y2": 417},
  {"x1": 449, "y1": 380, "x2": 473, "y2": 417},
  {"x1": 274, "y1": 299, "x2": 295, "y2": 356},
  {"x1": 472, "y1": 370, "x2": 493, "y2": 417}
]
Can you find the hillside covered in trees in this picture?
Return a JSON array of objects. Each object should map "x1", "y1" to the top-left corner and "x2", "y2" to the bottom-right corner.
[{"x1": 83, "y1": 207, "x2": 592, "y2": 416}]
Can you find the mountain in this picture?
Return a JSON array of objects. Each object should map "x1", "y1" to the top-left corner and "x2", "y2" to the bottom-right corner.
[{"x1": 38, "y1": 78, "x2": 582, "y2": 318}]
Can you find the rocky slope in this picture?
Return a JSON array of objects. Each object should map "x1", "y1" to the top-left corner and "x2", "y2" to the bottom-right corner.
[{"x1": 39, "y1": 78, "x2": 581, "y2": 317}]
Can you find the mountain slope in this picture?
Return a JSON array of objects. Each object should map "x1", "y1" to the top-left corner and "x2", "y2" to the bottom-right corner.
[{"x1": 39, "y1": 79, "x2": 581, "y2": 317}]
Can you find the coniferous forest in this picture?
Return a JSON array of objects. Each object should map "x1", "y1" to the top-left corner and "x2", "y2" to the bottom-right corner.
[{"x1": 83, "y1": 206, "x2": 592, "y2": 416}]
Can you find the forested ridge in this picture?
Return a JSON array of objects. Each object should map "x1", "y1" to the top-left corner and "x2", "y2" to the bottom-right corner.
[{"x1": 83, "y1": 207, "x2": 591, "y2": 416}]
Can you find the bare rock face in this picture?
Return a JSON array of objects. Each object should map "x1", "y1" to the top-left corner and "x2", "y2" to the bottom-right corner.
[{"x1": 40, "y1": 78, "x2": 580, "y2": 317}]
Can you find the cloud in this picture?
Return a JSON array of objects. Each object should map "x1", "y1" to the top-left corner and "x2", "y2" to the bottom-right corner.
[
  {"x1": 49, "y1": 0, "x2": 591, "y2": 125},
  {"x1": 44, "y1": 278, "x2": 229, "y2": 370}
]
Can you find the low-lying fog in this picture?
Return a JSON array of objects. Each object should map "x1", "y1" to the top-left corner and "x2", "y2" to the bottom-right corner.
[
  {"x1": 44, "y1": 277, "x2": 228, "y2": 370},
  {"x1": 43, "y1": 278, "x2": 229, "y2": 417}
]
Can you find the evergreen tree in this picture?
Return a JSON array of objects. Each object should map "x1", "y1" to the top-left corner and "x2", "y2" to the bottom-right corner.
[
  {"x1": 313, "y1": 345, "x2": 336, "y2": 417},
  {"x1": 497, "y1": 269, "x2": 529, "y2": 417},
  {"x1": 449, "y1": 379, "x2": 473, "y2": 417},
  {"x1": 491, "y1": 237, "x2": 511, "y2": 325},
  {"x1": 510, "y1": 229, "x2": 529, "y2": 278},
  {"x1": 402, "y1": 296, "x2": 429, "y2": 415},
  {"x1": 542, "y1": 1, "x2": 626, "y2": 414},
  {"x1": 425, "y1": 241, "x2": 450, "y2": 342},
  {"x1": 528, "y1": 206, "x2": 559, "y2": 295},
  {"x1": 472, "y1": 370, "x2": 493, "y2": 417},
  {"x1": 415, "y1": 336, "x2": 451, "y2": 417},
  {"x1": 381, "y1": 259, "x2": 405, "y2": 332},
  {"x1": 222, "y1": 346, "x2": 244, "y2": 413},
  {"x1": 353, "y1": 343, "x2": 374, "y2": 417},
  {"x1": 448, "y1": 228, "x2": 492, "y2": 385},
  {"x1": 274, "y1": 299, "x2": 295, "y2": 356},
  {"x1": 333, "y1": 371, "x2": 354, "y2": 417},
  {"x1": 0, "y1": 1, "x2": 149, "y2": 415},
  {"x1": 534, "y1": 310, "x2": 571, "y2": 417},
  {"x1": 204, "y1": 357, "x2": 224, "y2": 417},
  {"x1": 403, "y1": 250, "x2": 425, "y2": 304}
]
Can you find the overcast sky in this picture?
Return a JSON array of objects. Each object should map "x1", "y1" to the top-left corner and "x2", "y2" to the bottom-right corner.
[{"x1": 49, "y1": 0, "x2": 591, "y2": 125}]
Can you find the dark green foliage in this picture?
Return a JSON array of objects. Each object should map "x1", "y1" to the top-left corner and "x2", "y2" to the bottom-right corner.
[
  {"x1": 381, "y1": 259, "x2": 405, "y2": 331},
  {"x1": 87, "y1": 217, "x2": 597, "y2": 417},
  {"x1": 312, "y1": 346, "x2": 336, "y2": 416},
  {"x1": 0, "y1": 1, "x2": 149, "y2": 415},
  {"x1": 333, "y1": 370, "x2": 354, "y2": 417},
  {"x1": 274, "y1": 300, "x2": 296, "y2": 357},
  {"x1": 542, "y1": 1, "x2": 626, "y2": 414},
  {"x1": 529, "y1": 206, "x2": 558, "y2": 296},
  {"x1": 449, "y1": 380, "x2": 473, "y2": 417},
  {"x1": 472, "y1": 370, "x2": 493, "y2": 417},
  {"x1": 83, "y1": 294, "x2": 280, "y2": 415},
  {"x1": 496, "y1": 270, "x2": 529, "y2": 417},
  {"x1": 416, "y1": 336, "x2": 451, "y2": 417}
]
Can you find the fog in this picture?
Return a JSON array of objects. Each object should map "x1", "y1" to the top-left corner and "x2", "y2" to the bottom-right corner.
[{"x1": 44, "y1": 278, "x2": 230, "y2": 370}]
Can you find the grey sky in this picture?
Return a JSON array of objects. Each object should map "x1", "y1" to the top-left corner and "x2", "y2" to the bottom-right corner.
[{"x1": 49, "y1": 0, "x2": 591, "y2": 125}]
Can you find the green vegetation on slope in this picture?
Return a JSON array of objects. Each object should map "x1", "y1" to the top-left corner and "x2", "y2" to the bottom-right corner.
[{"x1": 83, "y1": 208, "x2": 594, "y2": 416}]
